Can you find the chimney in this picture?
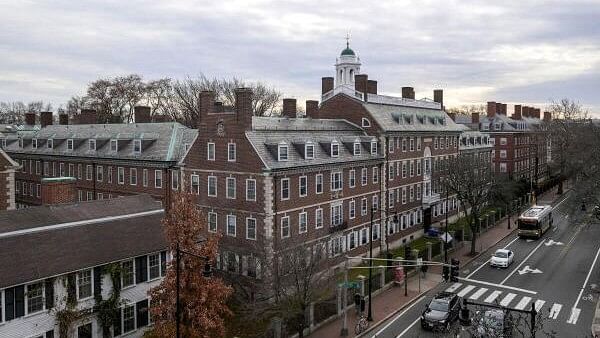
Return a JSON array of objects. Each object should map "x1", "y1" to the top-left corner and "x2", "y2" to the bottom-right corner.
[
  {"x1": 41, "y1": 177, "x2": 77, "y2": 205},
  {"x1": 199, "y1": 90, "x2": 215, "y2": 126},
  {"x1": 153, "y1": 115, "x2": 170, "y2": 123},
  {"x1": 543, "y1": 111, "x2": 552, "y2": 122},
  {"x1": 535, "y1": 108, "x2": 541, "y2": 119},
  {"x1": 501, "y1": 103, "x2": 507, "y2": 115},
  {"x1": 513, "y1": 105, "x2": 522, "y2": 120},
  {"x1": 448, "y1": 112, "x2": 456, "y2": 121},
  {"x1": 282, "y1": 98, "x2": 297, "y2": 118},
  {"x1": 367, "y1": 80, "x2": 378, "y2": 95},
  {"x1": 433, "y1": 89, "x2": 444, "y2": 108},
  {"x1": 354, "y1": 74, "x2": 368, "y2": 99},
  {"x1": 523, "y1": 106, "x2": 530, "y2": 118},
  {"x1": 402, "y1": 87, "x2": 415, "y2": 100},
  {"x1": 40, "y1": 111, "x2": 53, "y2": 128},
  {"x1": 495, "y1": 102, "x2": 503, "y2": 115},
  {"x1": 322, "y1": 77, "x2": 334, "y2": 94},
  {"x1": 471, "y1": 112, "x2": 480, "y2": 124},
  {"x1": 76, "y1": 109, "x2": 97, "y2": 124},
  {"x1": 59, "y1": 113, "x2": 69, "y2": 125},
  {"x1": 235, "y1": 88, "x2": 253, "y2": 129},
  {"x1": 487, "y1": 102, "x2": 497, "y2": 117},
  {"x1": 134, "y1": 106, "x2": 151, "y2": 123},
  {"x1": 25, "y1": 112, "x2": 36, "y2": 126},
  {"x1": 306, "y1": 100, "x2": 319, "y2": 119}
]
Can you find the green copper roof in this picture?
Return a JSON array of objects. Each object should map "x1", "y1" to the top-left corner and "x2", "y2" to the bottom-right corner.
[{"x1": 341, "y1": 47, "x2": 355, "y2": 56}]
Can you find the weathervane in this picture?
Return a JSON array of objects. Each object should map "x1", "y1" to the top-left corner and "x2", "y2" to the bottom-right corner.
[{"x1": 345, "y1": 31, "x2": 350, "y2": 48}]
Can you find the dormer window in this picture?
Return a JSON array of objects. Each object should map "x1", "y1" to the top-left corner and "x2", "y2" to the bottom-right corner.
[
  {"x1": 89, "y1": 139, "x2": 96, "y2": 151},
  {"x1": 362, "y1": 118, "x2": 371, "y2": 127},
  {"x1": 110, "y1": 139, "x2": 118, "y2": 152},
  {"x1": 331, "y1": 141, "x2": 339, "y2": 157},
  {"x1": 32, "y1": 139, "x2": 38, "y2": 149},
  {"x1": 278, "y1": 143, "x2": 288, "y2": 161},
  {"x1": 47, "y1": 139, "x2": 53, "y2": 149},
  {"x1": 353, "y1": 142, "x2": 361, "y2": 156},
  {"x1": 305, "y1": 143, "x2": 315, "y2": 159},
  {"x1": 67, "y1": 139, "x2": 74, "y2": 151},
  {"x1": 371, "y1": 141, "x2": 378, "y2": 155},
  {"x1": 133, "y1": 139, "x2": 142, "y2": 154}
]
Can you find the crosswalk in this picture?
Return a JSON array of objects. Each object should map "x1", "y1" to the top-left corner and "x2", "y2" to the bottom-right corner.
[{"x1": 445, "y1": 282, "x2": 579, "y2": 324}]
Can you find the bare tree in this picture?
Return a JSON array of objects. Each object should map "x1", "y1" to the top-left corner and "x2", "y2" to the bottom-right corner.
[
  {"x1": 0, "y1": 100, "x2": 53, "y2": 124},
  {"x1": 446, "y1": 104, "x2": 486, "y2": 117}
]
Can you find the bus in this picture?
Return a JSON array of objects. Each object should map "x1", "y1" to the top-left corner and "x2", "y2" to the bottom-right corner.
[{"x1": 517, "y1": 205, "x2": 553, "y2": 239}]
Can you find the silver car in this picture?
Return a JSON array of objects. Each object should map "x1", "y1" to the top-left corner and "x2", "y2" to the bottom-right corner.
[{"x1": 490, "y1": 249, "x2": 514, "y2": 268}]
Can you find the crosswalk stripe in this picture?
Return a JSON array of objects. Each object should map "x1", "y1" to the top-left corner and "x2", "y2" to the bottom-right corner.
[
  {"x1": 534, "y1": 300, "x2": 546, "y2": 312},
  {"x1": 445, "y1": 282, "x2": 462, "y2": 293},
  {"x1": 500, "y1": 293, "x2": 517, "y2": 307},
  {"x1": 515, "y1": 296, "x2": 532, "y2": 310},
  {"x1": 469, "y1": 287, "x2": 488, "y2": 300},
  {"x1": 549, "y1": 303, "x2": 562, "y2": 319},
  {"x1": 484, "y1": 290, "x2": 502, "y2": 304},
  {"x1": 566, "y1": 308, "x2": 581, "y2": 324},
  {"x1": 457, "y1": 285, "x2": 476, "y2": 297}
]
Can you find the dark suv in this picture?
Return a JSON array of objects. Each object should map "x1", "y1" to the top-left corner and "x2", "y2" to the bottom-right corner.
[{"x1": 420, "y1": 292, "x2": 461, "y2": 331}]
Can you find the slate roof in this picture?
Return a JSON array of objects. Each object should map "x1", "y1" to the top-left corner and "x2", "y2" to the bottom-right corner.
[
  {"x1": 361, "y1": 102, "x2": 464, "y2": 133},
  {"x1": 247, "y1": 116, "x2": 382, "y2": 170},
  {"x1": 0, "y1": 194, "x2": 166, "y2": 288},
  {"x1": 1, "y1": 122, "x2": 197, "y2": 163},
  {"x1": 478, "y1": 114, "x2": 543, "y2": 132}
]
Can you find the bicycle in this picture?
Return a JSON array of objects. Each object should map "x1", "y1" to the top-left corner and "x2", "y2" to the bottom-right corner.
[{"x1": 354, "y1": 314, "x2": 370, "y2": 334}]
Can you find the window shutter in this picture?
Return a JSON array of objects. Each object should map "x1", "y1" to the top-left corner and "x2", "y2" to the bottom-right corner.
[
  {"x1": 67, "y1": 274, "x2": 76, "y2": 305},
  {"x1": 4, "y1": 287, "x2": 14, "y2": 320},
  {"x1": 135, "y1": 256, "x2": 148, "y2": 283},
  {"x1": 14, "y1": 285, "x2": 24, "y2": 318},
  {"x1": 136, "y1": 299, "x2": 149, "y2": 328},
  {"x1": 160, "y1": 251, "x2": 167, "y2": 277},
  {"x1": 45, "y1": 278, "x2": 54, "y2": 309},
  {"x1": 113, "y1": 307, "x2": 122, "y2": 336},
  {"x1": 93, "y1": 266, "x2": 102, "y2": 298}
]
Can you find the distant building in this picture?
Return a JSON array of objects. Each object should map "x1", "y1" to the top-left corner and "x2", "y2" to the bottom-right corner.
[{"x1": 0, "y1": 148, "x2": 19, "y2": 210}]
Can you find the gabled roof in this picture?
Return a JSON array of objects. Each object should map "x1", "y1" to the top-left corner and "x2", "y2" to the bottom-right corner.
[{"x1": 362, "y1": 102, "x2": 463, "y2": 133}]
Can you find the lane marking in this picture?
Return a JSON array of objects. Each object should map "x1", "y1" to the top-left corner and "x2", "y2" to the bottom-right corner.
[
  {"x1": 457, "y1": 285, "x2": 476, "y2": 298},
  {"x1": 445, "y1": 282, "x2": 462, "y2": 293},
  {"x1": 465, "y1": 236, "x2": 520, "y2": 279},
  {"x1": 500, "y1": 293, "x2": 516, "y2": 307},
  {"x1": 572, "y1": 246, "x2": 600, "y2": 310},
  {"x1": 549, "y1": 303, "x2": 562, "y2": 319},
  {"x1": 395, "y1": 317, "x2": 420, "y2": 338},
  {"x1": 500, "y1": 239, "x2": 547, "y2": 285},
  {"x1": 469, "y1": 287, "x2": 488, "y2": 301},
  {"x1": 515, "y1": 296, "x2": 532, "y2": 310},
  {"x1": 459, "y1": 277, "x2": 537, "y2": 295},
  {"x1": 484, "y1": 290, "x2": 502, "y2": 303},
  {"x1": 534, "y1": 300, "x2": 546, "y2": 312},
  {"x1": 566, "y1": 307, "x2": 581, "y2": 324},
  {"x1": 373, "y1": 295, "x2": 426, "y2": 337}
]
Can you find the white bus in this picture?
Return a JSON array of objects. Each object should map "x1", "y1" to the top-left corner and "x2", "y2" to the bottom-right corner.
[{"x1": 517, "y1": 205, "x2": 553, "y2": 239}]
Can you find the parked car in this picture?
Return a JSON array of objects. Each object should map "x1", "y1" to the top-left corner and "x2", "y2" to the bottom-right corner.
[
  {"x1": 420, "y1": 292, "x2": 461, "y2": 331},
  {"x1": 490, "y1": 249, "x2": 514, "y2": 268},
  {"x1": 475, "y1": 309, "x2": 513, "y2": 337}
]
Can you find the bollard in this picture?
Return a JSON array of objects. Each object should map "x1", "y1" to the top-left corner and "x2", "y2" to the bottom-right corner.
[{"x1": 357, "y1": 275, "x2": 366, "y2": 297}]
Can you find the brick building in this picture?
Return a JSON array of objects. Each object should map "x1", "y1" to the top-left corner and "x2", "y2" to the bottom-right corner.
[{"x1": 0, "y1": 148, "x2": 19, "y2": 210}]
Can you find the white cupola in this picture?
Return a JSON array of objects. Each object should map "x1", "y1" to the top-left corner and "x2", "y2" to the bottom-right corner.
[{"x1": 335, "y1": 37, "x2": 361, "y2": 87}]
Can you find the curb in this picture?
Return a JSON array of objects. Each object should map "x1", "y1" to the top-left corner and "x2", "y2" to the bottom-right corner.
[{"x1": 592, "y1": 296, "x2": 600, "y2": 338}]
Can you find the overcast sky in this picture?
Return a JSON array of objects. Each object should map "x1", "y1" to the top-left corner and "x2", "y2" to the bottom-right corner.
[{"x1": 1, "y1": 0, "x2": 599, "y2": 114}]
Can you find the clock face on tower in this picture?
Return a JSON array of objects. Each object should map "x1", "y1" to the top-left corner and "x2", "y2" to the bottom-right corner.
[{"x1": 216, "y1": 121, "x2": 225, "y2": 137}]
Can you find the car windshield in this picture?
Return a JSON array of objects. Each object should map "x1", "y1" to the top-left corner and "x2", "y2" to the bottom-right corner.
[
  {"x1": 494, "y1": 252, "x2": 508, "y2": 258},
  {"x1": 429, "y1": 299, "x2": 449, "y2": 312}
]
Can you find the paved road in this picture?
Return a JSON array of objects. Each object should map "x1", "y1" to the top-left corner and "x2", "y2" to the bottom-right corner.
[{"x1": 369, "y1": 195, "x2": 600, "y2": 337}]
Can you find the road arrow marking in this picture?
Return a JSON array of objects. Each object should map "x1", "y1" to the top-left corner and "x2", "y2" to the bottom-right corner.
[
  {"x1": 518, "y1": 265, "x2": 543, "y2": 275},
  {"x1": 566, "y1": 307, "x2": 581, "y2": 324},
  {"x1": 549, "y1": 303, "x2": 562, "y2": 319},
  {"x1": 526, "y1": 239, "x2": 534, "y2": 242},
  {"x1": 545, "y1": 239, "x2": 564, "y2": 246}
]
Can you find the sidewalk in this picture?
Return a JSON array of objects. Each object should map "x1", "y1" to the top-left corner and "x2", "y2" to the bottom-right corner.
[{"x1": 308, "y1": 187, "x2": 563, "y2": 338}]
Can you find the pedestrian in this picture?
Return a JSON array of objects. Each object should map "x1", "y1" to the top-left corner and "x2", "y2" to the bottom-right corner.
[
  {"x1": 354, "y1": 292, "x2": 361, "y2": 315},
  {"x1": 421, "y1": 264, "x2": 428, "y2": 277}
]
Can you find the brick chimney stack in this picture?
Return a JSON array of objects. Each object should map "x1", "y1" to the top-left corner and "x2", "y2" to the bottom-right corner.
[
  {"x1": 59, "y1": 113, "x2": 69, "y2": 125},
  {"x1": 367, "y1": 80, "x2": 378, "y2": 95},
  {"x1": 402, "y1": 87, "x2": 415, "y2": 100},
  {"x1": 198, "y1": 90, "x2": 215, "y2": 128},
  {"x1": 513, "y1": 105, "x2": 522, "y2": 120},
  {"x1": 472, "y1": 112, "x2": 480, "y2": 124},
  {"x1": 487, "y1": 102, "x2": 497, "y2": 117},
  {"x1": 433, "y1": 89, "x2": 444, "y2": 108},
  {"x1": 535, "y1": 108, "x2": 541, "y2": 119},
  {"x1": 543, "y1": 111, "x2": 552, "y2": 122},
  {"x1": 41, "y1": 177, "x2": 77, "y2": 205},
  {"x1": 134, "y1": 106, "x2": 151, "y2": 123},
  {"x1": 282, "y1": 98, "x2": 297, "y2": 118},
  {"x1": 321, "y1": 77, "x2": 334, "y2": 94},
  {"x1": 235, "y1": 88, "x2": 253, "y2": 129},
  {"x1": 305, "y1": 100, "x2": 319, "y2": 119},
  {"x1": 25, "y1": 112, "x2": 36, "y2": 126},
  {"x1": 75, "y1": 109, "x2": 97, "y2": 124},
  {"x1": 40, "y1": 111, "x2": 53, "y2": 128}
]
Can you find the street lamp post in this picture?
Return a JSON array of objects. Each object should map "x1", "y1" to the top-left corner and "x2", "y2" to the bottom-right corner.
[
  {"x1": 175, "y1": 242, "x2": 212, "y2": 338},
  {"x1": 367, "y1": 206, "x2": 374, "y2": 322},
  {"x1": 444, "y1": 180, "x2": 449, "y2": 263}
]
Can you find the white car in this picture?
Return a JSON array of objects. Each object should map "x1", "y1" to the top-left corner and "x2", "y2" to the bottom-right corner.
[{"x1": 490, "y1": 249, "x2": 514, "y2": 268}]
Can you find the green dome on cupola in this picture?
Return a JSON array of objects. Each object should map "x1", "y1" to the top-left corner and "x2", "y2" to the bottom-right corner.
[{"x1": 341, "y1": 46, "x2": 355, "y2": 56}]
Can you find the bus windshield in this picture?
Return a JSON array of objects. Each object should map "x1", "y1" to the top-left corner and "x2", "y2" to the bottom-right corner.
[{"x1": 518, "y1": 219, "x2": 538, "y2": 230}]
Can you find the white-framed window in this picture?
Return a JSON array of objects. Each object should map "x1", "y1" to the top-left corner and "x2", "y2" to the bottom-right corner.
[
  {"x1": 361, "y1": 198, "x2": 368, "y2": 216},
  {"x1": 500, "y1": 137, "x2": 507, "y2": 145},
  {"x1": 110, "y1": 139, "x2": 118, "y2": 152},
  {"x1": 36, "y1": 161, "x2": 42, "y2": 175},
  {"x1": 362, "y1": 118, "x2": 371, "y2": 127},
  {"x1": 142, "y1": 169, "x2": 148, "y2": 187},
  {"x1": 86, "y1": 165, "x2": 93, "y2": 181},
  {"x1": 402, "y1": 161, "x2": 407, "y2": 178},
  {"x1": 118, "y1": 167, "x2": 125, "y2": 184},
  {"x1": 389, "y1": 190, "x2": 395, "y2": 208},
  {"x1": 59, "y1": 162, "x2": 65, "y2": 176},
  {"x1": 417, "y1": 184, "x2": 422, "y2": 200},
  {"x1": 281, "y1": 216, "x2": 290, "y2": 238},
  {"x1": 361, "y1": 168, "x2": 368, "y2": 185},
  {"x1": 208, "y1": 212, "x2": 217, "y2": 233},
  {"x1": 281, "y1": 178, "x2": 290, "y2": 200},
  {"x1": 409, "y1": 185, "x2": 414, "y2": 201},
  {"x1": 26, "y1": 282, "x2": 44, "y2": 315},
  {"x1": 388, "y1": 138, "x2": 394, "y2": 153},
  {"x1": 331, "y1": 141, "x2": 339, "y2": 157},
  {"x1": 246, "y1": 178, "x2": 256, "y2": 201},
  {"x1": 154, "y1": 170, "x2": 163, "y2": 188},
  {"x1": 77, "y1": 269, "x2": 93, "y2": 300},
  {"x1": 96, "y1": 165, "x2": 103, "y2": 182},
  {"x1": 171, "y1": 171, "x2": 179, "y2": 191},
  {"x1": 330, "y1": 203, "x2": 343, "y2": 226},
  {"x1": 87, "y1": 191, "x2": 93, "y2": 201},
  {"x1": 416, "y1": 160, "x2": 422, "y2": 176},
  {"x1": 32, "y1": 138, "x2": 38, "y2": 149},
  {"x1": 371, "y1": 141, "x2": 378, "y2": 155},
  {"x1": 402, "y1": 138, "x2": 407, "y2": 151},
  {"x1": 299, "y1": 212, "x2": 308, "y2": 234},
  {"x1": 409, "y1": 161, "x2": 414, "y2": 177},
  {"x1": 190, "y1": 174, "x2": 200, "y2": 194},
  {"x1": 133, "y1": 139, "x2": 142, "y2": 154},
  {"x1": 349, "y1": 169, "x2": 356, "y2": 188},
  {"x1": 278, "y1": 144, "x2": 289, "y2": 161},
  {"x1": 315, "y1": 173, "x2": 323, "y2": 194},
  {"x1": 360, "y1": 228, "x2": 369, "y2": 245},
  {"x1": 388, "y1": 163, "x2": 394, "y2": 180},
  {"x1": 226, "y1": 177, "x2": 236, "y2": 199},
  {"x1": 500, "y1": 162, "x2": 507, "y2": 173},
  {"x1": 500, "y1": 150, "x2": 507, "y2": 159},
  {"x1": 402, "y1": 187, "x2": 407, "y2": 204},
  {"x1": 47, "y1": 139, "x2": 53, "y2": 149},
  {"x1": 246, "y1": 217, "x2": 257, "y2": 240},
  {"x1": 372, "y1": 195, "x2": 379, "y2": 211},
  {"x1": 353, "y1": 142, "x2": 361, "y2": 156},
  {"x1": 130, "y1": 168, "x2": 137, "y2": 185},
  {"x1": 122, "y1": 304, "x2": 135, "y2": 333},
  {"x1": 315, "y1": 208, "x2": 323, "y2": 229},
  {"x1": 89, "y1": 139, "x2": 96, "y2": 151},
  {"x1": 349, "y1": 200, "x2": 356, "y2": 219},
  {"x1": 228, "y1": 142, "x2": 236, "y2": 162},
  {"x1": 208, "y1": 175, "x2": 217, "y2": 196},
  {"x1": 330, "y1": 171, "x2": 342, "y2": 191},
  {"x1": 372, "y1": 167, "x2": 378, "y2": 183},
  {"x1": 305, "y1": 143, "x2": 315, "y2": 159},
  {"x1": 348, "y1": 231, "x2": 357, "y2": 250},
  {"x1": 410, "y1": 137, "x2": 414, "y2": 151},
  {"x1": 149, "y1": 253, "x2": 161, "y2": 280},
  {"x1": 207, "y1": 142, "x2": 215, "y2": 161},
  {"x1": 299, "y1": 176, "x2": 307, "y2": 197},
  {"x1": 226, "y1": 214, "x2": 236, "y2": 237},
  {"x1": 121, "y1": 260, "x2": 135, "y2": 287}
]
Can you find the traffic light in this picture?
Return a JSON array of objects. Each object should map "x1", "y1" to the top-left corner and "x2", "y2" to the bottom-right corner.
[
  {"x1": 459, "y1": 299, "x2": 471, "y2": 326},
  {"x1": 442, "y1": 265, "x2": 450, "y2": 282},
  {"x1": 450, "y1": 258, "x2": 460, "y2": 282}
]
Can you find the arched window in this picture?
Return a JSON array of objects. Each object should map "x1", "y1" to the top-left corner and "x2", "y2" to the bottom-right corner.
[
  {"x1": 339, "y1": 69, "x2": 344, "y2": 83},
  {"x1": 349, "y1": 69, "x2": 354, "y2": 81},
  {"x1": 362, "y1": 118, "x2": 371, "y2": 127}
]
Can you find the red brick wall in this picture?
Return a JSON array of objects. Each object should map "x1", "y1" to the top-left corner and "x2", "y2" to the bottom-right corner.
[{"x1": 41, "y1": 178, "x2": 76, "y2": 205}]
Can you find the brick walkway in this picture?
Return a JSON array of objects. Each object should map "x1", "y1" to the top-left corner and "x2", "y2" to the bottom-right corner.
[{"x1": 308, "y1": 187, "x2": 563, "y2": 338}]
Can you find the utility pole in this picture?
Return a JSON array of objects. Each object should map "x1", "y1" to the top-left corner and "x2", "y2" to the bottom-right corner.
[
  {"x1": 444, "y1": 178, "x2": 449, "y2": 263},
  {"x1": 367, "y1": 206, "x2": 374, "y2": 321},
  {"x1": 340, "y1": 259, "x2": 349, "y2": 336}
]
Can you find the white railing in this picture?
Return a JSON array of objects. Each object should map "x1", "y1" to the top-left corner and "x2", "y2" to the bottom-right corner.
[
  {"x1": 367, "y1": 93, "x2": 441, "y2": 109},
  {"x1": 321, "y1": 85, "x2": 364, "y2": 102}
]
